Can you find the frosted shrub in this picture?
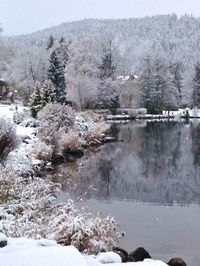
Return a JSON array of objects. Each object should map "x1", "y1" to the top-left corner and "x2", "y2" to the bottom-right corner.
[
  {"x1": 50, "y1": 202, "x2": 121, "y2": 254},
  {"x1": 37, "y1": 103, "x2": 75, "y2": 143},
  {"x1": 13, "y1": 109, "x2": 31, "y2": 125},
  {"x1": 34, "y1": 141, "x2": 53, "y2": 161},
  {"x1": 82, "y1": 120, "x2": 110, "y2": 144},
  {"x1": 79, "y1": 110, "x2": 104, "y2": 123},
  {"x1": 37, "y1": 103, "x2": 75, "y2": 159},
  {"x1": 61, "y1": 129, "x2": 81, "y2": 151},
  {"x1": 0, "y1": 173, "x2": 121, "y2": 253},
  {"x1": 0, "y1": 118, "x2": 17, "y2": 162}
]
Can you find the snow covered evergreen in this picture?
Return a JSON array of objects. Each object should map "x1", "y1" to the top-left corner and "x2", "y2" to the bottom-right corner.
[
  {"x1": 47, "y1": 50, "x2": 66, "y2": 104},
  {"x1": 192, "y1": 61, "x2": 200, "y2": 108}
]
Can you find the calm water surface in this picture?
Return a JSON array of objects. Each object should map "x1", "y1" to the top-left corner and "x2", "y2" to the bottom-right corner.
[{"x1": 56, "y1": 120, "x2": 200, "y2": 266}]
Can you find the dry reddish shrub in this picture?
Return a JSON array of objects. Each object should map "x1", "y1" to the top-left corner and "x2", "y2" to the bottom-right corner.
[
  {"x1": 34, "y1": 141, "x2": 53, "y2": 161},
  {"x1": 61, "y1": 129, "x2": 81, "y2": 151}
]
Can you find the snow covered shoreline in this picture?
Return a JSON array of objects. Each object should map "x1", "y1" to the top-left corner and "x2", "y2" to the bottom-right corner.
[
  {"x1": 0, "y1": 104, "x2": 186, "y2": 265},
  {"x1": 0, "y1": 235, "x2": 169, "y2": 266},
  {"x1": 0, "y1": 104, "x2": 121, "y2": 254}
]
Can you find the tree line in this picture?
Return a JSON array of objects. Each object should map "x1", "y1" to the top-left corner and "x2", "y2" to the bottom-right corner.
[{"x1": 2, "y1": 15, "x2": 200, "y2": 113}]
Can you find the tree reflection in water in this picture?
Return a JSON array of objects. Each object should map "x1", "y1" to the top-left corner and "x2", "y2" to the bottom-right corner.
[{"x1": 56, "y1": 121, "x2": 200, "y2": 205}]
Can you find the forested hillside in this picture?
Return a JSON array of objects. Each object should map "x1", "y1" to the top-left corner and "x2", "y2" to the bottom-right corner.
[{"x1": 2, "y1": 14, "x2": 200, "y2": 111}]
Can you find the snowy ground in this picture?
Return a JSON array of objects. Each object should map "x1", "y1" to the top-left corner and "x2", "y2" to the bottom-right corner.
[
  {"x1": 0, "y1": 104, "x2": 28, "y2": 120},
  {"x1": 0, "y1": 236, "x2": 168, "y2": 266},
  {"x1": 0, "y1": 104, "x2": 39, "y2": 179}
]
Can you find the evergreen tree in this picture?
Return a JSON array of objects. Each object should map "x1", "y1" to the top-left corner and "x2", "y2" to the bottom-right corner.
[
  {"x1": 192, "y1": 61, "x2": 200, "y2": 108},
  {"x1": 140, "y1": 56, "x2": 178, "y2": 114},
  {"x1": 139, "y1": 57, "x2": 155, "y2": 113},
  {"x1": 169, "y1": 62, "x2": 182, "y2": 106},
  {"x1": 41, "y1": 80, "x2": 55, "y2": 107},
  {"x1": 46, "y1": 34, "x2": 54, "y2": 50},
  {"x1": 56, "y1": 41, "x2": 69, "y2": 67},
  {"x1": 29, "y1": 82, "x2": 43, "y2": 118},
  {"x1": 99, "y1": 53, "x2": 116, "y2": 79},
  {"x1": 59, "y1": 36, "x2": 65, "y2": 44},
  {"x1": 29, "y1": 80, "x2": 56, "y2": 118},
  {"x1": 47, "y1": 50, "x2": 66, "y2": 104}
]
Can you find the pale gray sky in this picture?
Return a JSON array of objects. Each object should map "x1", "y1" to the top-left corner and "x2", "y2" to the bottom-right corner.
[{"x1": 0, "y1": 0, "x2": 200, "y2": 35}]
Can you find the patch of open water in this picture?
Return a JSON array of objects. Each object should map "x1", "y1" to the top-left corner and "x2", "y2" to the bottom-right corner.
[{"x1": 56, "y1": 120, "x2": 200, "y2": 266}]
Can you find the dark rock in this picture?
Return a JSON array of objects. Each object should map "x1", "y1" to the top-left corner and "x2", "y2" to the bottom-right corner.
[
  {"x1": 167, "y1": 257, "x2": 187, "y2": 266},
  {"x1": 128, "y1": 247, "x2": 151, "y2": 262},
  {"x1": 22, "y1": 136, "x2": 31, "y2": 144},
  {"x1": 113, "y1": 246, "x2": 128, "y2": 262},
  {"x1": 67, "y1": 155, "x2": 76, "y2": 162},
  {"x1": 63, "y1": 148, "x2": 84, "y2": 158},
  {"x1": 0, "y1": 240, "x2": 7, "y2": 248},
  {"x1": 52, "y1": 154, "x2": 65, "y2": 163}
]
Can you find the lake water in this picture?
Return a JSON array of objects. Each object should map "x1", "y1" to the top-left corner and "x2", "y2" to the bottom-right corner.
[{"x1": 56, "y1": 120, "x2": 200, "y2": 266}]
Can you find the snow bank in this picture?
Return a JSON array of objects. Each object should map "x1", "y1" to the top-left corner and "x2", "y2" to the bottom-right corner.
[
  {"x1": 0, "y1": 237, "x2": 168, "y2": 266},
  {"x1": 0, "y1": 104, "x2": 28, "y2": 120},
  {"x1": 96, "y1": 251, "x2": 122, "y2": 263},
  {"x1": 0, "y1": 238, "x2": 87, "y2": 266},
  {"x1": 16, "y1": 125, "x2": 35, "y2": 138}
]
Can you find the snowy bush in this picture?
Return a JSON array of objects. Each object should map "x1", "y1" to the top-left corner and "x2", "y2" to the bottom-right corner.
[
  {"x1": 37, "y1": 103, "x2": 75, "y2": 159},
  {"x1": 37, "y1": 103, "x2": 75, "y2": 142},
  {"x1": 21, "y1": 118, "x2": 39, "y2": 128},
  {"x1": 0, "y1": 172, "x2": 121, "y2": 253},
  {"x1": 13, "y1": 109, "x2": 31, "y2": 125},
  {"x1": 74, "y1": 112, "x2": 110, "y2": 146},
  {"x1": 61, "y1": 129, "x2": 81, "y2": 152},
  {"x1": 50, "y1": 204, "x2": 121, "y2": 254},
  {"x1": 34, "y1": 141, "x2": 53, "y2": 161},
  {"x1": 79, "y1": 110, "x2": 105, "y2": 123},
  {"x1": 0, "y1": 118, "x2": 17, "y2": 162},
  {"x1": 82, "y1": 121, "x2": 110, "y2": 145}
]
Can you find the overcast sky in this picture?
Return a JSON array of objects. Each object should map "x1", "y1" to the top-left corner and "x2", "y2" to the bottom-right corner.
[{"x1": 0, "y1": 0, "x2": 200, "y2": 36}]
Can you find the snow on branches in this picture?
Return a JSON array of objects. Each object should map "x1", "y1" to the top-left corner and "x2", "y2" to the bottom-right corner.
[{"x1": 0, "y1": 118, "x2": 17, "y2": 162}]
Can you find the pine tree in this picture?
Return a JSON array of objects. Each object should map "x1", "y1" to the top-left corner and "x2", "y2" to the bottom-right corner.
[
  {"x1": 46, "y1": 34, "x2": 54, "y2": 50},
  {"x1": 139, "y1": 57, "x2": 155, "y2": 113},
  {"x1": 41, "y1": 80, "x2": 55, "y2": 107},
  {"x1": 192, "y1": 61, "x2": 200, "y2": 108},
  {"x1": 59, "y1": 36, "x2": 65, "y2": 44},
  {"x1": 29, "y1": 82, "x2": 43, "y2": 118},
  {"x1": 47, "y1": 50, "x2": 66, "y2": 104},
  {"x1": 29, "y1": 80, "x2": 56, "y2": 118},
  {"x1": 169, "y1": 62, "x2": 182, "y2": 106},
  {"x1": 140, "y1": 56, "x2": 178, "y2": 114},
  {"x1": 56, "y1": 41, "x2": 69, "y2": 67},
  {"x1": 99, "y1": 53, "x2": 116, "y2": 79}
]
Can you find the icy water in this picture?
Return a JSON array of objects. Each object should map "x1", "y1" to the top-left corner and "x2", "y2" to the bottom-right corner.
[{"x1": 56, "y1": 120, "x2": 200, "y2": 266}]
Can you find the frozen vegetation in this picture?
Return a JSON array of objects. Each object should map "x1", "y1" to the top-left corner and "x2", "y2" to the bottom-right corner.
[{"x1": 0, "y1": 104, "x2": 121, "y2": 255}]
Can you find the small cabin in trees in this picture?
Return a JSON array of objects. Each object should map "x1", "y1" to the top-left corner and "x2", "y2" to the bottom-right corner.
[{"x1": 0, "y1": 80, "x2": 14, "y2": 103}]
